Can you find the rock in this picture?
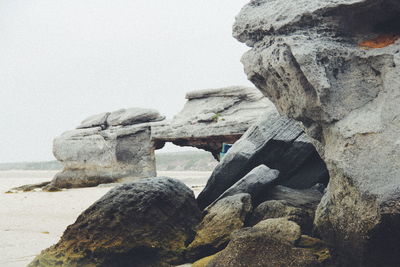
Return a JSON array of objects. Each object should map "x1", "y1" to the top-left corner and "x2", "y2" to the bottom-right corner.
[
  {"x1": 187, "y1": 194, "x2": 252, "y2": 260},
  {"x1": 107, "y1": 107, "x2": 165, "y2": 126},
  {"x1": 77, "y1": 112, "x2": 110, "y2": 129},
  {"x1": 197, "y1": 113, "x2": 329, "y2": 209},
  {"x1": 249, "y1": 200, "x2": 314, "y2": 234},
  {"x1": 7, "y1": 181, "x2": 51, "y2": 193},
  {"x1": 265, "y1": 185, "x2": 323, "y2": 210},
  {"x1": 207, "y1": 218, "x2": 330, "y2": 267},
  {"x1": 234, "y1": 0, "x2": 400, "y2": 266},
  {"x1": 192, "y1": 252, "x2": 221, "y2": 267},
  {"x1": 50, "y1": 124, "x2": 156, "y2": 189},
  {"x1": 29, "y1": 177, "x2": 202, "y2": 267},
  {"x1": 211, "y1": 165, "x2": 279, "y2": 206},
  {"x1": 152, "y1": 86, "x2": 275, "y2": 158}
]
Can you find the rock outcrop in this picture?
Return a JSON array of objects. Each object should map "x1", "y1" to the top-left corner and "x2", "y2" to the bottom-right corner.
[
  {"x1": 197, "y1": 112, "x2": 329, "y2": 209},
  {"x1": 50, "y1": 109, "x2": 161, "y2": 189},
  {"x1": 29, "y1": 177, "x2": 202, "y2": 267},
  {"x1": 48, "y1": 86, "x2": 272, "y2": 189},
  {"x1": 152, "y1": 86, "x2": 275, "y2": 158},
  {"x1": 234, "y1": 0, "x2": 400, "y2": 266}
]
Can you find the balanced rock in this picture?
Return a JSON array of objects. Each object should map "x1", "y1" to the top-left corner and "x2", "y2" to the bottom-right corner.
[
  {"x1": 29, "y1": 177, "x2": 202, "y2": 267},
  {"x1": 187, "y1": 193, "x2": 252, "y2": 260},
  {"x1": 234, "y1": 0, "x2": 400, "y2": 265},
  {"x1": 106, "y1": 107, "x2": 165, "y2": 126},
  {"x1": 197, "y1": 112, "x2": 328, "y2": 209},
  {"x1": 207, "y1": 218, "x2": 330, "y2": 267},
  {"x1": 152, "y1": 86, "x2": 275, "y2": 158}
]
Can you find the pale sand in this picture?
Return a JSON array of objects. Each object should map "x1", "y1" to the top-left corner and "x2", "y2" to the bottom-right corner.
[{"x1": 0, "y1": 170, "x2": 210, "y2": 267}]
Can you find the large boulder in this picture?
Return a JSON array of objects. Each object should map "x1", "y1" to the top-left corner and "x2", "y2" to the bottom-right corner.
[
  {"x1": 50, "y1": 124, "x2": 157, "y2": 189},
  {"x1": 197, "y1": 112, "x2": 329, "y2": 209},
  {"x1": 234, "y1": 0, "x2": 400, "y2": 266},
  {"x1": 29, "y1": 177, "x2": 202, "y2": 267},
  {"x1": 207, "y1": 218, "x2": 331, "y2": 267},
  {"x1": 187, "y1": 193, "x2": 252, "y2": 260},
  {"x1": 152, "y1": 86, "x2": 275, "y2": 158}
]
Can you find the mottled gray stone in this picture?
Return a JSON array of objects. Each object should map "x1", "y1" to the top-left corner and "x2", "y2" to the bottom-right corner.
[
  {"x1": 234, "y1": 0, "x2": 400, "y2": 266},
  {"x1": 50, "y1": 124, "x2": 156, "y2": 189}
]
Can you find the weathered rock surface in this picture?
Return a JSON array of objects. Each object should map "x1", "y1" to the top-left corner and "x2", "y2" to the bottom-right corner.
[
  {"x1": 152, "y1": 86, "x2": 275, "y2": 158},
  {"x1": 207, "y1": 218, "x2": 330, "y2": 267},
  {"x1": 211, "y1": 165, "x2": 279, "y2": 206},
  {"x1": 29, "y1": 177, "x2": 202, "y2": 267},
  {"x1": 50, "y1": 124, "x2": 157, "y2": 189},
  {"x1": 187, "y1": 194, "x2": 252, "y2": 260},
  {"x1": 197, "y1": 112, "x2": 329, "y2": 209},
  {"x1": 234, "y1": 0, "x2": 400, "y2": 266},
  {"x1": 249, "y1": 200, "x2": 314, "y2": 234},
  {"x1": 106, "y1": 108, "x2": 165, "y2": 127},
  {"x1": 77, "y1": 112, "x2": 110, "y2": 129}
]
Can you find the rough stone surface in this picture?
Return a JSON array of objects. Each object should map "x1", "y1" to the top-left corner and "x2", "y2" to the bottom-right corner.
[
  {"x1": 249, "y1": 200, "x2": 314, "y2": 234},
  {"x1": 211, "y1": 165, "x2": 279, "y2": 206},
  {"x1": 197, "y1": 112, "x2": 329, "y2": 209},
  {"x1": 152, "y1": 86, "x2": 275, "y2": 158},
  {"x1": 234, "y1": 0, "x2": 400, "y2": 266},
  {"x1": 187, "y1": 194, "x2": 252, "y2": 260},
  {"x1": 107, "y1": 108, "x2": 165, "y2": 126},
  {"x1": 77, "y1": 112, "x2": 110, "y2": 129},
  {"x1": 207, "y1": 218, "x2": 330, "y2": 267},
  {"x1": 50, "y1": 124, "x2": 156, "y2": 189},
  {"x1": 29, "y1": 177, "x2": 202, "y2": 267}
]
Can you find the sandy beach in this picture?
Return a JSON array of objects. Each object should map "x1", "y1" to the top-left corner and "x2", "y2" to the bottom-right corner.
[{"x1": 0, "y1": 170, "x2": 210, "y2": 267}]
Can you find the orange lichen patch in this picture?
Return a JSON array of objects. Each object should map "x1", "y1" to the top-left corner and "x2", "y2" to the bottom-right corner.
[{"x1": 359, "y1": 34, "x2": 400, "y2": 49}]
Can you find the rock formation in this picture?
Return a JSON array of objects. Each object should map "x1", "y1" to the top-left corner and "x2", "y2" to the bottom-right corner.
[
  {"x1": 29, "y1": 177, "x2": 201, "y2": 267},
  {"x1": 48, "y1": 86, "x2": 272, "y2": 189},
  {"x1": 152, "y1": 86, "x2": 275, "y2": 159},
  {"x1": 49, "y1": 108, "x2": 163, "y2": 189},
  {"x1": 234, "y1": 0, "x2": 400, "y2": 266},
  {"x1": 197, "y1": 112, "x2": 329, "y2": 209}
]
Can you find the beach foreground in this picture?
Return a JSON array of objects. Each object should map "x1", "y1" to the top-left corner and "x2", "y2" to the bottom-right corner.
[{"x1": 0, "y1": 170, "x2": 209, "y2": 267}]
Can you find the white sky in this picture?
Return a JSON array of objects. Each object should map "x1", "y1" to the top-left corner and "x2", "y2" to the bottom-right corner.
[{"x1": 0, "y1": 0, "x2": 252, "y2": 163}]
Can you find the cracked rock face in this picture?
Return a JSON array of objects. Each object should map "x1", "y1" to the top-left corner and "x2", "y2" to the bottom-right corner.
[
  {"x1": 234, "y1": 0, "x2": 400, "y2": 266},
  {"x1": 152, "y1": 86, "x2": 276, "y2": 159}
]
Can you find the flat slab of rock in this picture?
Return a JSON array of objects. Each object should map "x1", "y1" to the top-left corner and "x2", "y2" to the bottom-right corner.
[
  {"x1": 29, "y1": 177, "x2": 202, "y2": 267},
  {"x1": 107, "y1": 108, "x2": 165, "y2": 126},
  {"x1": 77, "y1": 112, "x2": 110, "y2": 129},
  {"x1": 152, "y1": 86, "x2": 276, "y2": 158},
  {"x1": 187, "y1": 193, "x2": 252, "y2": 260},
  {"x1": 197, "y1": 113, "x2": 328, "y2": 209},
  {"x1": 211, "y1": 165, "x2": 279, "y2": 206}
]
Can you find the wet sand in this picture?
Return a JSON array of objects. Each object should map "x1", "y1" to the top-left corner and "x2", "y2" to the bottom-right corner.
[{"x1": 0, "y1": 170, "x2": 209, "y2": 267}]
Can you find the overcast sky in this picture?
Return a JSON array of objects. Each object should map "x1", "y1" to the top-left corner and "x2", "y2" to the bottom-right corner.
[{"x1": 0, "y1": 0, "x2": 252, "y2": 163}]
